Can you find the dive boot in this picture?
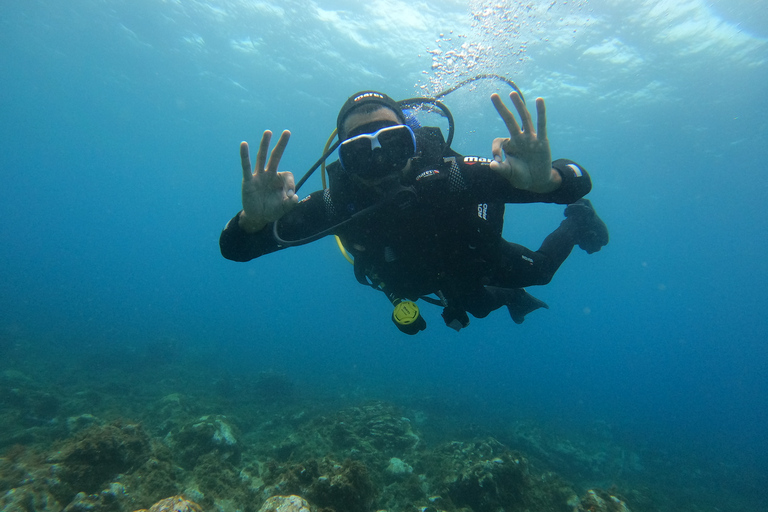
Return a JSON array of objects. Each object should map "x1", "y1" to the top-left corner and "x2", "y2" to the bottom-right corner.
[{"x1": 564, "y1": 198, "x2": 609, "y2": 254}]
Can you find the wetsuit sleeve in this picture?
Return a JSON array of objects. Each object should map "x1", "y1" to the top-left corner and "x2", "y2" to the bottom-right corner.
[
  {"x1": 456, "y1": 155, "x2": 592, "y2": 205},
  {"x1": 219, "y1": 190, "x2": 329, "y2": 262},
  {"x1": 547, "y1": 159, "x2": 593, "y2": 204}
]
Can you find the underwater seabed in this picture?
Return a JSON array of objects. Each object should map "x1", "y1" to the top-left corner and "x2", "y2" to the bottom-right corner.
[{"x1": 0, "y1": 334, "x2": 759, "y2": 512}]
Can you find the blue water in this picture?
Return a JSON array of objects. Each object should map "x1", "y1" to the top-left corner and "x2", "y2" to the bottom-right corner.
[{"x1": 2, "y1": 0, "x2": 767, "y2": 508}]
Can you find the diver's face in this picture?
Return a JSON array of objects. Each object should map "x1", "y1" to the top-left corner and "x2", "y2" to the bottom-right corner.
[{"x1": 340, "y1": 107, "x2": 414, "y2": 183}]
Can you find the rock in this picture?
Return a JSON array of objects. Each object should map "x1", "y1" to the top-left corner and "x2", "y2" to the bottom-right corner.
[
  {"x1": 385, "y1": 457, "x2": 413, "y2": 476},
  {"x1": 447, "y1": 451, "x2": 528, "y2": 512},
  {"x1": 257, "y1": 495, "x2": 311, "y2": 512},
  {"x1": 327, "y1": 402, "x2": 422, "y2": 457},
  {"x1": 0, "y1": 485, "x2": 62, "y2": 511},
  {"x1": 63, "y1": 483, "x2": 128, "y2": 511},
  {"x1": 67, "y1": 414, "x2": 104, "y2": 435},
  {"x1": 306, "y1": 459, "x2": 375, "y2": 512},
  {"x1": 262, "y1": 458, "x2": 375, "y2": 512},
  {"x1": 579, "y1": 489, "x2": 632, "y2": 512},
  {"x1": 143, "y1": 495, "x2": 204, "y2": 512},
  {"x1": 170, "y1": 415, "x2": 241, "y2": 468},
  {"x1": 423, "y1": 438, "x2": 579, "y2": 512},
  {"x1": 145, "y1": 393, "x2": 195, "y2": 435},
  {"x1": 55, "y1": 422, "x2": 152, "y2": 497}
]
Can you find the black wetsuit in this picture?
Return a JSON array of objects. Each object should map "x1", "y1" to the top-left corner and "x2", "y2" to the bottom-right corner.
[{"x1": 220, "y1": 129, "x2": 592, "y2": 324}]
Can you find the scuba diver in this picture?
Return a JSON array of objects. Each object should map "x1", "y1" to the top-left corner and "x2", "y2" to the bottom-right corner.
[{"x1": 220, "y1": 81, "x2": 608, "y2": 334}]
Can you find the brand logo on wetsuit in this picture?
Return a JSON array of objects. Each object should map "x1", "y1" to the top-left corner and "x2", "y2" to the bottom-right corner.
[
  {"x1": 567, "y1": 163, "x2": 583, "y2": 177},
  {"x1": 477, "y1": 203, "x2": 488, "y2": 220},
  {"x1": 353, "y1": 92, "x2": 385, "y2": 102},
  {"x1": 415, "y1": 169, "x2": 440, "y2": 180},
  {"x1": 464, "y1": 156, "x2": 493, "y2": 165}
]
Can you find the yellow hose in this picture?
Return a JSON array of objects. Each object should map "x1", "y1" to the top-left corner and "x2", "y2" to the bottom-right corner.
[{"x1": 321, "y1": 129, "x2": 354, "y2": 265}]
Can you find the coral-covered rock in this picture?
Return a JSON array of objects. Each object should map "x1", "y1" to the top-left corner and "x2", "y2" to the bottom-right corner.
[
  {"x1": 426, "y1": 438, "x2": 577, "y2": 512},
  {"x1": 145, "y1": 494, "x2": 204, "y2": 512},
  {"x1": 122, "y1": 441, "x2": 181, "y2": 506},
  {"x1": 190, "y1": 451, "x2": 256, "y2": 508},
  {"x1": 66, "y1": 414, "x2": 105, "y2": 435},
  {"x1": 330, "y1": 402, "x2": 421, "y2": 455},
  {"x1": 447, "y1": 451, "x2": 528, "y2": 511},
  {"x1": 306, "y1": 459, "x2": 375, "y2": 512},
  {"x1": 578, "y1": 488, "x2": 632, "y2": 512},
  {"x1": 263, "y1": 457, "x2": 375, "y2": 512},
  {"x1": 385, "y1": 457, "x2": 413, "y2": 477},
  {"x1": 0, "y1": 485, "x2": 62, "y2": 511},
  {"x1": 143, "y1": 393, "x2": 197, "y2": 436},
  {"x1": 270, "y1": 401, "x2": 421, "y2": 467},
  {"x1": 55, "y1": 422, "x2": 152, "y2": 497},
  {"x1": 258, "y1": 494, "x2": 311, "y2": 512},
  {"x1": 63, "y1": 482, "x2": 129, "y2": 512},
  {"x1": 170, "y1": 415, "x2": 241, "y2": 468}
]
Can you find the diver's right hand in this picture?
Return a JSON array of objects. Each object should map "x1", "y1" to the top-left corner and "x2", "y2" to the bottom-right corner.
[{"x1": 239, "y1": 130, "x2": 298, "y2": 233}]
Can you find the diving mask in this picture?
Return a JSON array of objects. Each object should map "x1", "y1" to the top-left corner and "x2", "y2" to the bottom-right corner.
[{"x1": 339, "y1": 124, "x2": 416, "y2": 178}]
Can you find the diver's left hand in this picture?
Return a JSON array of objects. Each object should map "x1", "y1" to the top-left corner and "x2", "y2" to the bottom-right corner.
[{"x1": 489, "y1": 92, "x2": 561, "y2": 193}]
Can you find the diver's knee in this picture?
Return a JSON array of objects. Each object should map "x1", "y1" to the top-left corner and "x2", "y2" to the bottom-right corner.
[
  {"x1": 465, "y1": 303, "x2": 492, "y2": 318},
  {"x1": 534, "y1": 272, "x2": 555, "y2": 286}
]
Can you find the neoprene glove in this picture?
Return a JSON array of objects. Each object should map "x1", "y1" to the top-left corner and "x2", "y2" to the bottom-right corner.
[{"x1": 564, "y1": 199, "x2": 609, "y2": 254}]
